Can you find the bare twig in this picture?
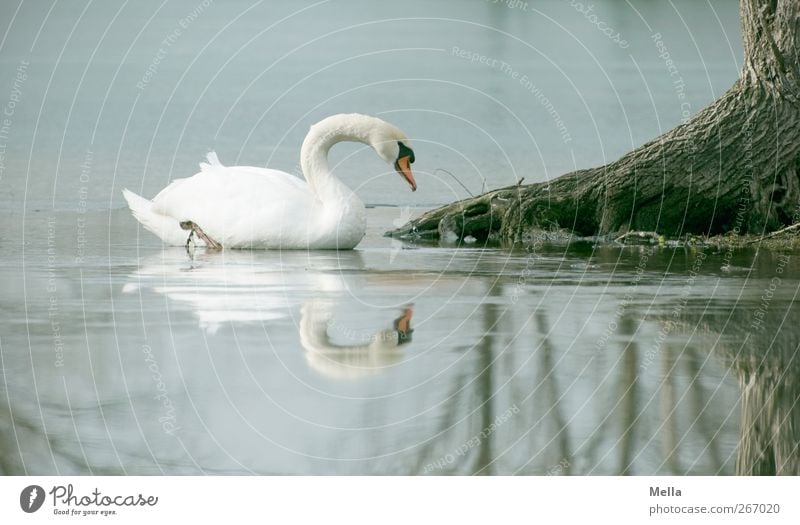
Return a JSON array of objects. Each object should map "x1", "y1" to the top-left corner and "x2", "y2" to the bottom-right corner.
[
  {"x1": 434, "y1": 168, "x2": 476, "y2": 197},
  {"x1": 745, "y1": 222, "x2": 800, "y2": 244}
]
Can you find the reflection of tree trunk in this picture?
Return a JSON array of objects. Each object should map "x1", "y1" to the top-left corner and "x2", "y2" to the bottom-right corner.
[
  {"x1": 685, "y1": 346, "x2": 723, "y2": 471},
  {"x1": 736, "y1": 353, "x2": 800, "y2": 475},
  {"x1": 472, "y1": 284, "x2": 501, "y2": 475},
  {"x1": 660, "y1": 345, "x2": 682, "y2": 474},
  {"x1": 617, "y1": 316, "x2": 638, "y2": 475},
  {"x1": 699, "y1": 287, "x2": 800, "y2": 475},
  {"x1": 535, "y1": 312, "x2": 571, "y2": 474},
  {"x1": 414, "y1": 283, "x2": 506, "y2": 475},
  {"x1": 412, "y1": 368, "x2": 471, "y2": 475}
]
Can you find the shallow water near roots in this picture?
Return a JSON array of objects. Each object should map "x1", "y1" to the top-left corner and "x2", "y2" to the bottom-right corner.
[{"x1": 1, "y1": 207, "x2": 798, "y2": 475}]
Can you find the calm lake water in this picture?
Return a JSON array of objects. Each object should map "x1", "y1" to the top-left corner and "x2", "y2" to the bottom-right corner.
[
  {"x1": 2, "y1": 1, "x2": 798, "y2": 476},
  {"x1": 1, "y1": 0, "x2": 741, "y2": 209},
  {"x1": 2, "y1": 208, "x2": 798, "y2": 475}
]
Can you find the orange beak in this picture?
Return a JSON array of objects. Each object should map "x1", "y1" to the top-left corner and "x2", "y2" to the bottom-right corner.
[
  {"x1": 394, "y1": 155, "x2": 416, "y2": 192},
  {"x1": 393, "y1": 306, "x2": 414, "y2": 346},
  {"x1": 395, "y1": 307, "x2": 413, "y2": 332}
]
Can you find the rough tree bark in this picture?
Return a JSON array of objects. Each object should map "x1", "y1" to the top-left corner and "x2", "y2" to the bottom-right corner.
[{"x1": 389, "y1": 0, "x2": 800, "y2": 243}]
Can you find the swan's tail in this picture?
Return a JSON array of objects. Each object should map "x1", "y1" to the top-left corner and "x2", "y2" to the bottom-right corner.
[{"x1": 122, "y1": 189, "x2": 186, "y2": 245}]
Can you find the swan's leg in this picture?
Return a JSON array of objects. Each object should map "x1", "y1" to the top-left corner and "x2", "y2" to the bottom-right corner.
[
  {"x1": 180, "y1": 221, "x2": 221, "y2": 250},
  {"x1": 181, "y1": 223, "x2": 195, "y2": 251},
  {"x1": 195, "y1": 227, "x2": 222, "y2": 250}
]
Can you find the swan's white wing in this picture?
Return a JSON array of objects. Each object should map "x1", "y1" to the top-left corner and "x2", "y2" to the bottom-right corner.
[{"x1": 152, "y1": 154, "x2": 316, "y2": 248}]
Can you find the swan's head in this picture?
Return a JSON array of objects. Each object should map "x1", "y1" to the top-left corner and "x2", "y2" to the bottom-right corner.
[
  {"x1": 304, "y1": 113, "x2": 418, "y2": 192},
  {"x1": 370, "y1": 119, "x2": 417, "y2": 192}
]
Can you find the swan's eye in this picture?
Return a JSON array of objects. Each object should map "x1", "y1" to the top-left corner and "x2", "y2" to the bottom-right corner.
[{"x1": 397, "y1": 141, "x2": 415, "y2": 164}]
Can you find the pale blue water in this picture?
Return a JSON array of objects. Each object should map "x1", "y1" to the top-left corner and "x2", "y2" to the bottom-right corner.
[
  {"x1": 4, "y1": 1, "x2": 798, "y2": 476},
  {"x1": 1, "y1": 0, "x2": 741, "y2": 210},
  {"x1": 5, "y1": 207, "x2": 800, "y2": 475}
]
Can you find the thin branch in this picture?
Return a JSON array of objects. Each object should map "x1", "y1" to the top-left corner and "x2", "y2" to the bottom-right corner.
[{"x1": 745, "y1": 221, "x2": 800, "y2": 244}]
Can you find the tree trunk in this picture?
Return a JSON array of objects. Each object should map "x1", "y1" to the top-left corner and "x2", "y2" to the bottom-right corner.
[{"x1": 389, "y1": 0, "x2": 800, "y2": 243}]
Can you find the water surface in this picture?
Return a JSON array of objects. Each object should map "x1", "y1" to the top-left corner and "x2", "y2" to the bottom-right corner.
[
  {"x1": 1, "y1": 0, "x2": 741, "y2": 210},
  {"x1": 1, "y1": 208, "x2": 797, "y2": 475}
]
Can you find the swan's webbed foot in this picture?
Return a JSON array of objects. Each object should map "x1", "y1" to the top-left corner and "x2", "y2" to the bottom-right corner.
[{"x1": 180, "y1": 221, "x2": 222, "y2": 251}]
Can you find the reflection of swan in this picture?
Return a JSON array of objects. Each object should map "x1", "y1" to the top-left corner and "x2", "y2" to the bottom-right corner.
[
  {"x1": 123, "y1": 114, "x2": 416, "y2": 250},
  {"x1": 124, "y1": 249, "x2": 362, "y2": 333},
  {"x1": 300, "y1": 301, "x2": 414, "y2": 379}
]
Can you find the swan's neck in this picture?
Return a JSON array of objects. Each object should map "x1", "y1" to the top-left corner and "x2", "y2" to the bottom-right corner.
[{"x1": 300, "y1": 114, "x2": 376, "y2": 204}]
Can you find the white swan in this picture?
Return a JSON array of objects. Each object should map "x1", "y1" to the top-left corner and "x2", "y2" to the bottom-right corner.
[{"x1": 122, "y1": 113, "x2": 416, "y2": 250}]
